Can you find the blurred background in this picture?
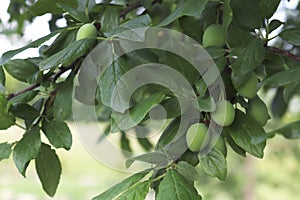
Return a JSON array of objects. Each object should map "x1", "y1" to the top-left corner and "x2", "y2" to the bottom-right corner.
[{"x1": 1, "y1": 0, "x2": 300, "y2": 199}]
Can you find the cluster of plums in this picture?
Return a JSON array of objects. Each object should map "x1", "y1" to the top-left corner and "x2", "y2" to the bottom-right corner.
[{"x1": 185, "y1": 23, "x2": 269, "y2": 153}]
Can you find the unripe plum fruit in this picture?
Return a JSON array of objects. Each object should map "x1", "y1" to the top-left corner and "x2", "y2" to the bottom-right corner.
[
  {"x1": 186, "y1": 123, "x2": 208, "y2": 152},
  {"x1": 202, "y1": 24, "x2": 225, "y2": 48},
  {"x1": 246, "y1": 96, "x2": 269, "y2": 126},
  {"x1": 76, "y1": 23, "x2": 98, "y2": 41},
  {"x1": 236, "y1": 72, "x2": 258, "y2": 99},
  {"x1": 211, "y1": 100, "x2": 235, "y2": 126}
]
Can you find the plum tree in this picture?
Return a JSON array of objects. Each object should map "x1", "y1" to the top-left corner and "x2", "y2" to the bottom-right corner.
[
  {"x1": 247, "y1": 96, "x2": 269, "y2": 126},
  {"x1": 186, "y1": 123, "x2": 208, "y2": 152},
  {"x1": 236, "y1": 72, "x2": 258, "y2": 99},
  {"x1": 76, "y1": 23, "x2": 98, "y2": 41},
  {"x1": 202, "y1": 24, "x2": 225, "y2": 47},
  {"x1": 215, "y1": 137, "x2": 227, "y2": 156},
  {"x1": 211, "y1": 100, "x2": 235, "y2": 126}
]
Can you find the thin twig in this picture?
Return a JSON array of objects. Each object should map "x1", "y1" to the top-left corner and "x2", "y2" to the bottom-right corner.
[
  {"x1": 266, "y1": 46, "x2": 300, "y2": 63},
  {"x1": 7, "y1": 64, "x2": 75, "y2": 100}
]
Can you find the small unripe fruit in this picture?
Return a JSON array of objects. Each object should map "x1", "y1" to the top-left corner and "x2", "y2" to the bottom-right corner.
[
  {"x1": 237, "y1": 72, "x2": 258, "y2": 99},
  {"x1": 246, "y1": 96, "x2": 269, "y2": 126},
  {"x1": 211, "y1": 100, "x2": 235, "y2": 126},
  {"x1": 202, "y1": 24, "x2": 225, "y2": 48},
  {"x1": 186, "y1": 123, "x2": 208, "y2": 152},
  {"x1": 76, "y1": 23, "x2": 98, "y2": 41}
]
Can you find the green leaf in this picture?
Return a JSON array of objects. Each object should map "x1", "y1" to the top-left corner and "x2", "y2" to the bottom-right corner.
[
  {"x1": 28, "y1": 0, "x2": 75, "y2": 15},
  {"x1": 39, "y1": 38, "x2": 96, "y2": 71},
  {"x1": 57, "y1": 3, "x2": 89, "y2": 22},
  {"x1": 176, "y1": 161, "x2": 199, "y2": 182},
  {"x1": 0, "y1": 31, "x2": 60, "y2": 65},
  {"x1": 126, "y1": 150, "x2": 169, "y2": 168},
  {"x1": 261, "y1": 68, "x2": 300, "y2": 87},
  {"x1": 197, "y1": 95, "x2": 216, "y2": 112},
  {"x1": 158, "y1": 0, "x2": 208, "y2": 27},
  {"x1": 115, "y1": 181, "x2": 151, "y2": 200},
  {"x1": 268, "y1": 121, "x2": 300, "y2": 139},
  {"x1": 280, "y1": 28, "x2": 300, "y2": 46},
  {"x1": 232, "y1": 39, "x2": 265, "y2": 76},
  {"x1": 43, "y1": 30, "x2": 76, "y2": 57},
  {"x1": 271, "y1": 87, "x2": 287, "y2": 118},
  {"x1": 231, "y1": 0, "x2": 262, "y2": 30},
  {"x1": 9, "y1": 90, "x2": 39, "y2": 104},
  {"x1": 0, "y1": 142, "x2": 13, "y2": 162},
  {"x1": 158, "y1": 97, "x2": 181, "y2": 119},
  {"x1": 205, "y1": 47, "x2": 226, "y2": 60},
  {"x1": 120, "y1": 132, "x2": 132, "y2": 157},
  {"x1": 199, "y1": 148, "x2": 227, "y2": 181},
  {"x1": 259, "y1": 0, "x2": 281, "y2": 19},
  {"x1": 0, "y1": 112, "x2": 16, "y2": 130},
  {"x1": 53, "y1": 73, "x2": 74, "y2": 121},
  {"x1": 155, "y1": 118, "x2": 180, "y2": 150},
  {"x1": 92, "y1": 170, "x2": 150, "y2": 200},
  {"x1": 10, "y1": 103, "x2": 40, "y2": 120},
  {"x1": 283, "y1": 82, "x2": 300, "y2": 103},
  {"x1": 101, "y1": 7, "x2": 119, "y2": 33},
  {"x1": 225, "y1": 110, "x2": 266, "y2": 158},
  {"x1": 226, "y1": 134, "x2": 246, "y2": 157},
  {"x1": 269, "y1": 19, "x2": 284, "y2": 33},
  {"x1": 0, "y1": 67, "x2": 5, "y2": 86},
  {"x1": 112, "y1": 93, "x2": 165, "y2": 130},
  {"x1": 105, "y1": 15, "x2": 151, "y2": 39},
  {"x1": 156, "y1": 169, "x2": 202, "y2": 200},
  {"x1": 13, "y1": 126, "x2": 41, "y2": 176},
  {"x1": 223, "y1": 0, "x2": 233, "y2": 33},
  {"x1": 4, "y1": 60, "x2": 39, "y2": 83},
  {"x1": 42, "y1": 120, "x2": 72, "y2": 150},
  {"x1": 35, "y1": 143, "x2": 62, "y2": 197},
  {"x1": 100, "y1": 57, "x2": 131, "y2": 110}
]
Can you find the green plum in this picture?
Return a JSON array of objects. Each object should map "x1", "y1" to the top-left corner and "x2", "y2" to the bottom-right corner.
[
  {"x1": 76, "y1": 23, "x2": 98, "y2": 41},
  {"x1": 202, "y1": 24, "x2": 225, "y2": 48},
  {"x1": 211, "y1": 100, "x2": 235, "y2": 126},
  {"x1": 186, "y1": 123, "x2": 208, "y2": 152},
  {"x1": 237, "y1": 72, "x2": 258, "y2": 99},
  {"x1": 246, "y1": 96, "x2": 269, "y2": 126}
]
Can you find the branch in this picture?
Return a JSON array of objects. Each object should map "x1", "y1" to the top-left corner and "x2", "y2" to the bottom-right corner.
[
  {"x1": 266, "y1": 46, "x2": 300, "y2": 63},
  {"x1": 7, "y1": 64, "x2": 75, "y2": 100},
  {"x1": 119, "y1": 0, "x2": 162, "y2": 19}
]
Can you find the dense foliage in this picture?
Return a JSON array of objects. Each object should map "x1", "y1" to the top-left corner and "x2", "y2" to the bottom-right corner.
[{"x1": 1, "y1": 0, "x2": 300, "y2": 199}]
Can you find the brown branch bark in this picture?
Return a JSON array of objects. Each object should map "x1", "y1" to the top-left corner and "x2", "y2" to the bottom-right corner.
[{"x1": 266, "y1": 46, "x2": 300, "y2": 63}]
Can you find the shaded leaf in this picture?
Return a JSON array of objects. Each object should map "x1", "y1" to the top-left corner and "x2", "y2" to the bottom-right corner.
[
  {"x1": 101, "y1": 7, "x2": 119, "y2": 33},
  {"x1": 112, "y1": 93, "x2": 165, "y2": 130},
  {"x1": 176, "y1": 161, "x2": 199, "y2": 182},
  {"x1": 57, "y1": 3, "x2": 89, "y2": 22},
  {"x1": 53, "y1": 73, "x2": 75, "y2": 121},
  {"x1": 35, "y1": 143, "x2": 62, "y2": 197},
  {"x1": 259, "y1": 0, "x2": 281, "y2": 19},
  {"x1": 158, "y1": 0, "x2": 208, "y2": 27},
  {"x1": 225, "y1": 110, "x2": 266, "y2": 158},
  {"x1": 28, "y1": 0, "x2": 74, "y2": 16},
  {"x1": 261, "y1": 68, "x2": 300, "y2": 87},
  {"x1": 10, "y1": 103, "x2": 40, "y2": 121},
  {"x1": 279, "y1": 28, "x2": 300, "y2": 46},
  {"x1": 39, "y1": 38, "x2": 96, "y2": 71},
  {"x1": 116, "y1": 181, "x2": 151, "y2": 200},
  {"x1": 42, "y1": 120, "x2": 72, "y2": 150},
  {"x1": 156, "y1": 169, "x2": 202, "y2": 200},
  {"x1": 13, "y1": 126, "x2": 41, "y2": 176},
  {"x1": 0, "y1": 31, "x2": 60, "y2": 65},
  {"x1": 268, "y1": 121, "x2": 300, "y2": 139},
  {"x1": 92, "y1": 170, "x2": 150, "y2": 200},
  {"x1": 0, "y1": 142, "x2": 13, "y2": 162},
  {"x1": 199, "y1": 148, "x2": 227, "y2": 181},
  {"x1": 126, "y1": 151, "x2": 168, "y2": 168}
]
